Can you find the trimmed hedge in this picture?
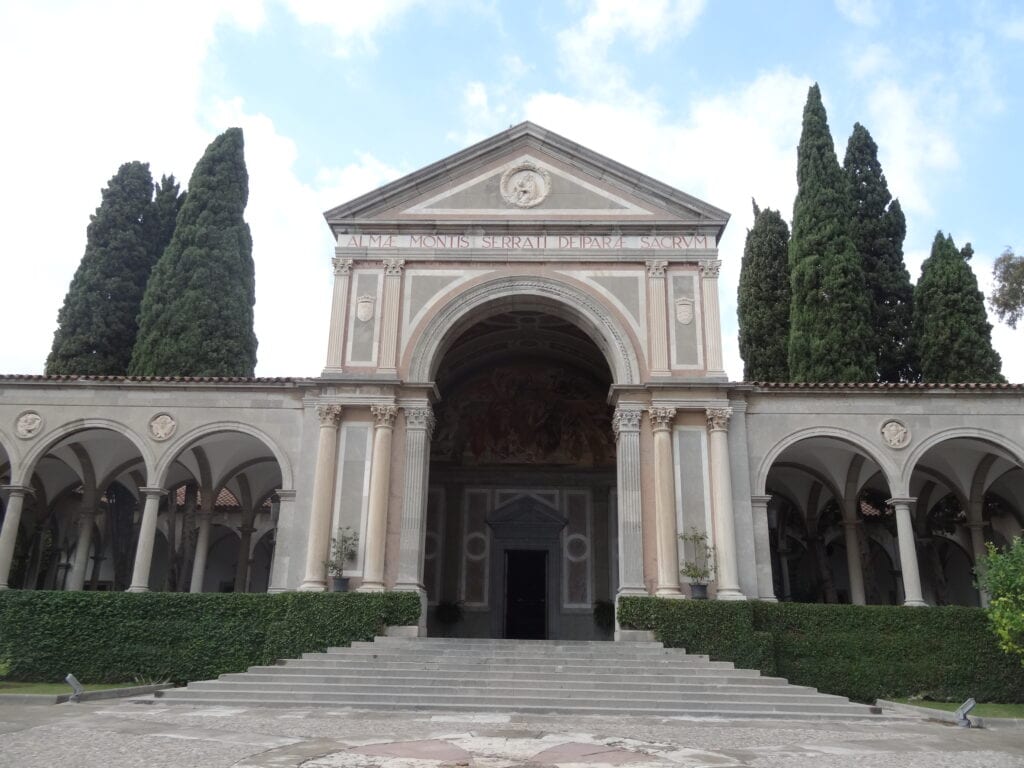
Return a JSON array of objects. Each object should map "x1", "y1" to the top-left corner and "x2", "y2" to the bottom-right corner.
[
  {"x1": 0, "y1": 590, "x2": 420, "y2": 684},
  {"x1": 618, "y1": 597, "x2": 1024, "y2": 703}
]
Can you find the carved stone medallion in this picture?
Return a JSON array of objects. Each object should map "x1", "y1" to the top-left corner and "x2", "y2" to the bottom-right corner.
[
  {"x1": 675, "y1": 297, "x2": 695, "y2": 325},
  {"x1": 500, "y1": 162, "x2": 551, "y2": 208},
  {"x1": 149, "y1": 413, "x2": 177, "y2": 441},
  {"x1": 15, "y1": 410, "x2": 43, "y2": 439},
  {"x1": 356, "y1": 294, "x2": 375, "y2": 322},
  {"x1": 880, "y1": 419, "x2": 910, "y2": 449}
]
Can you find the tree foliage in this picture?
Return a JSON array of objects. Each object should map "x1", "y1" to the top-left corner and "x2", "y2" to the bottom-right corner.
[
  {"x1": 912, "y1": 231, "x2": 1004, "y2": 382},
  {"x1": 788, "y1": 84, "x2": 875, "y2": 382},
  {"x1": 129, "y1": 128, "x2": 258, "y2": 377},
  {"x1": 46, "y1": 163, "x2": 184, "y2": 375},
  {"x1": 977, "y1": 537, "x2": 1024, "y2": 666},
  {"x1": 843, "y1": 123, "x2": 915, "y2": 381},
  {"x1": 738, "y1": 200, "x2": 791, "y2": 381},
  {"x1": 990, "y1": 247, "x2": 1024, "y2": 329}
]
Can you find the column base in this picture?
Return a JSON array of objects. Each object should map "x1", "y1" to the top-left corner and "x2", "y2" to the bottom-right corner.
[
  {"x1": 266, "y1": 587, "x2": 288, "y2": 594},
  {"x1": 654, "y1": 587, "x2": 685, "y2": 598},
  {"x1": 615, "y1": 629, "x2": 656, "y2": 642},
  {"x1": 0, "y1": 584, "x2": 10, "y2": 591},
  {"x1": 298, "y1": 580, "x2": 327, "y2": 592},
  {"x1": 126, "y1": 586, "x2": 149, "y2": 593},
  {"x1": 715, "y1": 587, "x2": 747, "y2": 601},
  {"x1": 357, "y1": 581, "x2": 386, "y2": 592},
  {"x1": 757, "y1": 595, "x2": 778, "y2": 602},
  {"x1": 902, "y1": 599, "x2": 928, "y2": 607},
  {"x1": 615, "y1": 586, "x2": 649, "y2": 599}
]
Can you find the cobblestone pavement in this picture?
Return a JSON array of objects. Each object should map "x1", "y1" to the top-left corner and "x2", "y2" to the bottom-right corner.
[{"x1": 1, "y1": 700, "x2": 1022, "y2": 768}]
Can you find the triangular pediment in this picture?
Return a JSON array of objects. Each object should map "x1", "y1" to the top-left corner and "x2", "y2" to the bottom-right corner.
[
  {"x1": 324, "y1": 122, "x2": 729, "y2": 235},
  {"x1": 488, "y1": 496, "x2": 566, "y2": 534}
]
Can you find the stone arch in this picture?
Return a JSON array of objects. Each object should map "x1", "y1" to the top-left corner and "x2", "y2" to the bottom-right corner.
[
  {"x1": 756, "y1": 427, "x2": 900, "y2": 497},
  {"x1": 153, "y1": 422, "x2": 294, "y2": 490},
  {"x1": 14, "y1": 418, "x2": 154, "y2": 486},
  {"x1": 900, "y1": 426, "x2": 1024, "y2": 491},
  {"x1": 406, "y1": 274, "x2": 641, "y2": 386}
]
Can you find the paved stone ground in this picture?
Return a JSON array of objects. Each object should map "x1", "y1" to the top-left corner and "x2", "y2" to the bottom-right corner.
[{"x1": 0, "y1": 700, "x2": 1022, "y2": 768}]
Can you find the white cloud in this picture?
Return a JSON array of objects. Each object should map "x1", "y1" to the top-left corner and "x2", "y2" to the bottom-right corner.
[
  {"x1": 848, "y1": 43, "x2": 895, "y2": 80},
  {"x1": 1003, "y1": 17, "x2": 1024, "y2": 40},
  {"x1": 558, "y1": 0, "x2": 706, "y2": 92},
  {"x1": 279, "y1": 0, "x2": 420, "y2": 57},
  {"x1": 835, "y1": 0, "x2": 884, "y2": 27}
]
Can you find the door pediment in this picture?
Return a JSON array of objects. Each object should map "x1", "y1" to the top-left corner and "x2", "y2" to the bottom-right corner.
[{"x1": 488, "y1": 495, "x2": 566, "y2": 540}]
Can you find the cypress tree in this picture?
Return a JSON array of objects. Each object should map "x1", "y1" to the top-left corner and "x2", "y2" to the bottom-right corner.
[
  {"x1": 129, "y1": 128, "x2": 258, "y2": 377},
  {"x1": 46, "y1": 162, "x2": 158, "y2": 375},
  {"x1": 843, "y1": 123, "x2": 915, "y2": 382},
  {"x1": 737, "y1": 200, "x2": 791, "y2": 381},
  {"x1": 145, "y1": 175, "x2": 186, "y2": 263},
  {"x1": 913, "y1": 231, "x2": 1004, "y2": 383},
  {"x1": 788, "y1": 84, "x2": 875, "y2": 382}
]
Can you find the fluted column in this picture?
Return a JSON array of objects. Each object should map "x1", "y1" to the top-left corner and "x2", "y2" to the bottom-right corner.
[
  {"x1": 706, "y1": 408, "x2": 744, "y2": 600},
  {"x1": 397, "y1": 406, "x2": 436, "y2": 591},
  {"x1": 699, "y1": 260, "x2": 725, "y2": 375},
  {"x1": 0, "y1": 486, "x2": 33, "y2": 589},
  {"x1": 128, "y1": 488, "x2": 168, "y2": 593},
  {"x1": 650, "y1": 407, "x2": 682, "y2": 596},
  {"x1": 750, "y1": 495, "x2": 777, "y2": 601},
  {"x1": 613, "y1": 407, "x2": 645, "y2": 596},
  {"x1": 324, "y1": 256, "x2": 353, "y2": 373},
  {"x1": 66, "y1": 506, "x2": 97, "y2": 592},
  {"x1": 299, "y1": 404, "x2": 344, "y2": 591},
  {"x1": 646, "y1": 260, "x2": 670, "y2": 376},
  {"x1": 888, "y1": 497, "x2": 926, "y2": 607},
  {"x1": 190, "y1": 511, "x2": 212, "y2": 593},
  {"x1": 378, "y1": 259, "x2": 404, "y2": 372},
  {"x1": 841, "y1": 518, "x2": 866, "y2": 605},
  {"x1": 360, "y1": 405, "x2": 397, "y2": 591}
]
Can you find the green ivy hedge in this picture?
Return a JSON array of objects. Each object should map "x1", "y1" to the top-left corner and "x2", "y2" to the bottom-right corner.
[
  {"x1": 0, "y1": 590, "x2": 420, "y2": 684},
  {"x1": 618, "y1": 597, "x2": 1024, "y2": 703}
]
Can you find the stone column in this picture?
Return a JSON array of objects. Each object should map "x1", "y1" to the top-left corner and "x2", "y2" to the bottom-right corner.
[
  {"x1": 967, "y1": 521, "x2": 989, "y2": 607},
  {"x1": 299, "y1": 404, "x2": 344, "y2": 591},
  {"x1": 612, "y1": 407, "x2": 646, "y2": 596},
  {"x1": 699, "y1": 260, "x2": 725, "y2": 375},
  {"x1": 646, "y1": 260, "x2": 670, "y2": 376},
  {"x1": 840, "y1": 518, "x2": 866, "y2": 605},
  {"x1": 749, "y1": 495, "x2": 777, "y2": 601},
  {"x1": 888, "y1": 497, "x2": 926, "y2": 607},
  {"x1": 267, "y1": 490, "x2": 296, "y2": 593},
  {"x1": 127, "y1": 488, "x2": 168, "y2": 593},
  {"x1": 378, "y1": 259, "x2": 404, "y2": 372},
  {"x1": 323, "y1": 256, "x2": 353, "y2": 373},
  {"x1": 234, "y1": 517, "x2": 255, "y2": 593},
  {"x1": 397, "y1": 406, "x2": 435, "y2": 590},
  {"x1": 649, "y1": 407, "x2": 681, "y2": 596},
  {"x1": 66, "y1": 508, "x2": 97, "y2": 592},
  {"x1": 360, "y1": 405, "x2": 397, "y2": 591},
  {"x1": 0, "y1": 486, "x2": 33, "y2": 590},
  {"x1": 190, "y1": 511, "x2": 212, "y2": 593},
  {"x1": 706, "y1": 408, "x2": 744, "y2": 600}
]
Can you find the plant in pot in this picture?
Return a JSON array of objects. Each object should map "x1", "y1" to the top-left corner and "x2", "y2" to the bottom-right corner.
[
  {"x1": 679, "y1": 527, "x2": 715, "y2": 599},
  {"x1": 324, "y1": 526, "x2": 359, "y2": 592}
]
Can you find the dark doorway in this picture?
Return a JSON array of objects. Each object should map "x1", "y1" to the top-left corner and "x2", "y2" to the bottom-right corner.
[{"x1": 505, "y1": 549, "x2": 547, "y2": 639}]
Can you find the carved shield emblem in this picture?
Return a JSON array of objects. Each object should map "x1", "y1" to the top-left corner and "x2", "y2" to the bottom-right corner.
[
  {"x1": 675, "y1": 297, "x2": 694, "y2": 325},
  {"x1": 356, "y1": 294, "x2": 375, "y2": 322}
]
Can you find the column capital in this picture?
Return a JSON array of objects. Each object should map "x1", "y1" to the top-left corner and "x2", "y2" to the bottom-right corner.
[
  {"x1": 705, "y1": 407, "x2": 733, "y2": 432},
  {"x1": 316, "y1": 403, "x2": 344, "y2": 427},
  {"x1": 371, "y1": 404, "x2": 398, "y2": 428},
  {"x1": 404, "y1": 406, "x2": 436, "y2": 435},
  {"x1": 750, "y1": 494, "x2": 772, "y2": 507},
  {"x1": 698, "y1": 259, "x2": 722, "y2": 279},
  {"x1": 383, "y1": 258, "x2": 405, "y2": 276},
  {"x1": 886, "y1": 496, "x2": 916, "y2": 507},
  {"x1": 645, "y1": 259, "x2": 668, "y2": 278},
  {"x1": 0, "y1": 485, "x2": 34, "y2": 498},
  {"x1": 139, "y1": 487, "x2": 167, "y2": 499},
  {"x1": 648, "y1": 407, "x2": 676, "y2": 432},
  {"x1": 612, "y1": 407, "x2": 642, "y2": 437},
  {"x1": 331, "y1": 256, "x2": 353, "y2": 276},
  {"x1": 276, "y1": 489, "x2": 297, "y2": 501}
]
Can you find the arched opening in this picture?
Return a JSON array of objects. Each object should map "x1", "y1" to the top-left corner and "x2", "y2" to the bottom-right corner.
[{"x1": 425, "y1": 308, "x2": 617, "y2": 639}]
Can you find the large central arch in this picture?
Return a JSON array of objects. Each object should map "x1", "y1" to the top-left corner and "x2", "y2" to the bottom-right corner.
[{"x1": 407, "y1": 275, "x2": 641, "y2": 386}]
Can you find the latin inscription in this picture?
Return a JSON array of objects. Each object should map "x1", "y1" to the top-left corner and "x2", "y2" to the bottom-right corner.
[{"x1": 338, "y1": 233, "x2": 711, "y2": 251}]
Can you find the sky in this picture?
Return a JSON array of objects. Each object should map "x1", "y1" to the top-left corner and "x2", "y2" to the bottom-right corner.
[{"x1": 1, "y1": 0, "x2": 1021, "y2": 382}]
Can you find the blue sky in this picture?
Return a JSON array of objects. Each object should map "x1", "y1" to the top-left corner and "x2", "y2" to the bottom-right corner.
[{"x1": 1, "y1": 0, "x2": 1021, "y2": 380}]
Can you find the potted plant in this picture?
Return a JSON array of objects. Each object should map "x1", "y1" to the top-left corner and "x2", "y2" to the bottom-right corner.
[
  {"x1": 324, "y1": 526, "x2": 359, "y2": 591},
  {"x1": 679, "y1": 527, "x2": 715, "y2": 599}
]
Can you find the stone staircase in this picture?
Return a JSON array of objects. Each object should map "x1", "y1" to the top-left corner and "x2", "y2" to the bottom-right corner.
[{"x1": 153, "y1": 636, "x2": 885, "y2": 720}]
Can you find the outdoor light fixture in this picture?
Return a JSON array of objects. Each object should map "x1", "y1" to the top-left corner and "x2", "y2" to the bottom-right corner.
[
  {"x1": 955, "y1": 697, "x2": 977, "y2": 728},
  {"x1": 64, "y1": 673, "x2": 84, "y2": 703}
]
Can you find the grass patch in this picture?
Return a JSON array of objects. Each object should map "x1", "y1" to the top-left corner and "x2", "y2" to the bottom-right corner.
[
  {"x1": 0, "y1": 681, "x2": 136, "y2": 695},
  {"x1": 894, "y1": 698, "x2": 1024, "y2": 719}
]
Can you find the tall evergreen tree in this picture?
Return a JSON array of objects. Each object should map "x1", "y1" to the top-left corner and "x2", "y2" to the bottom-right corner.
[
  {"x1": 788, "y1": 84, "x2": 875, "y2": 382},
  {"x1": 843, "y1": 123, "x2": 915, "y2": 382},
  {"x1": 913, "y1": 231, "x2": 1004, "y2": 383},
  {"x1": 145, "y1": 175, "x2": 186, "y2": 263},
  {"x1": 129, "y1": 128, "x2": 258, "y2": 377},
  {"x1": 46, "y1": 162, "x2": 159, "y2": 375},
  {"x1": 737, "y1": 200, "x2": 791, "y2": 381}
]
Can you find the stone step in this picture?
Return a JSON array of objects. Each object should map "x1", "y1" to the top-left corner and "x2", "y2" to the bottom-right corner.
[
  {"x1": 330, "y1": 647, "x2": 705, "y2": 661},
  {"x1": 285, "y1": 656, "x2": 742, "y2": 672}
]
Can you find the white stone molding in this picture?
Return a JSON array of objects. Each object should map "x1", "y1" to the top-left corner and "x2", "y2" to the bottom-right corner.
[
  {"x1": 646, "y1": 262, "x2": 670, "y2": 376},
  {"x1": 127, "y1": 487, "x2": 168, "y2": 593},
  {"x1": 0, "y1": 486, "x2": 34, "y2": 589},
  {"x1": 325, "y1": 258, "x2": 354, "y2": 371},
  {"x1": 749, "y1": 495, "x2": 777, "y2": 601},
  {"x1": 699, "y1": 260, "x2": 725, "y2": 374},
  {"x1": 371, "y1": 404, "x2": 398, "y2": 428},
  {"x1": 887, "y1": 496, "x2": 927, "y2": 607},
  {"x1": 648, "y1": 407, "x2": 676, "y2": 431},
  {"x1": 705, "y1": 408, "x2": 744, "y2": 600},
  {"x1": 705, "y1": 407, "x2": 732, "y2": 432},
  {"x1": 649, "y1": 407, "x2": 681, "y2": 596},
  {"x1": 300, "y1": 406, "x2": 344, "y2": 591},
  {"x1": 148, "y1": 413, "x2": 177, "y2": 441},
  {"x1": 408, "y1": 276, "x2": 640, "y2": 385},
  {"x1": 613, "y1": 406, "x2": 646, "y2": 596},
  {"x1": 15, "y1": 410, "x2": 42, "y2": 439},
  {"x1": 698, "y1": 260, "x2": 721, "y2": 279},
  {"x1": 316, "y1": 403, "x2": 344, "y2": 426},
  {"x1": 332, "y1": 256, "x2": 353, "y2": 276},
  {"x1": 645, "y1": 259, "x2": 668, "y2": 278},
  {"x1": 383, "y1": 258, "x2": 406, "y2": 276},
  {"x1": 880, "y1": 419, "x2": 911, "y2": 449}
]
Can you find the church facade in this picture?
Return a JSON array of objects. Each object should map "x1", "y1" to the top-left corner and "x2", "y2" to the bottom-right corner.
[{"x1": 1, "y1": 123, "x2": 1021, "y2": 638}]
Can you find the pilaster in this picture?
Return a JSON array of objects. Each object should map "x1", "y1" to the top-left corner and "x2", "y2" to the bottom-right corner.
[
  {"x1": 649, "y1": 407, "x2": 681, "y2": 596},
  {"x1": 360, "y1": 405, "x2": 398, "y2": 591},
  {"x1": 699, "y1": 260, "x2": 725, "y2": 375},
  {"x1": 323, "y1": 256, "x2": 353, "y2": 373},
  {"x1": 378, "y1": 259, "x2": 404, "y2": 372},
  {"x1": 613, "y1": 407, "x2": 646, "y2": 599},
  {"x1": 646, "y1": 260, "x2": 670, "y2": 376}
]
